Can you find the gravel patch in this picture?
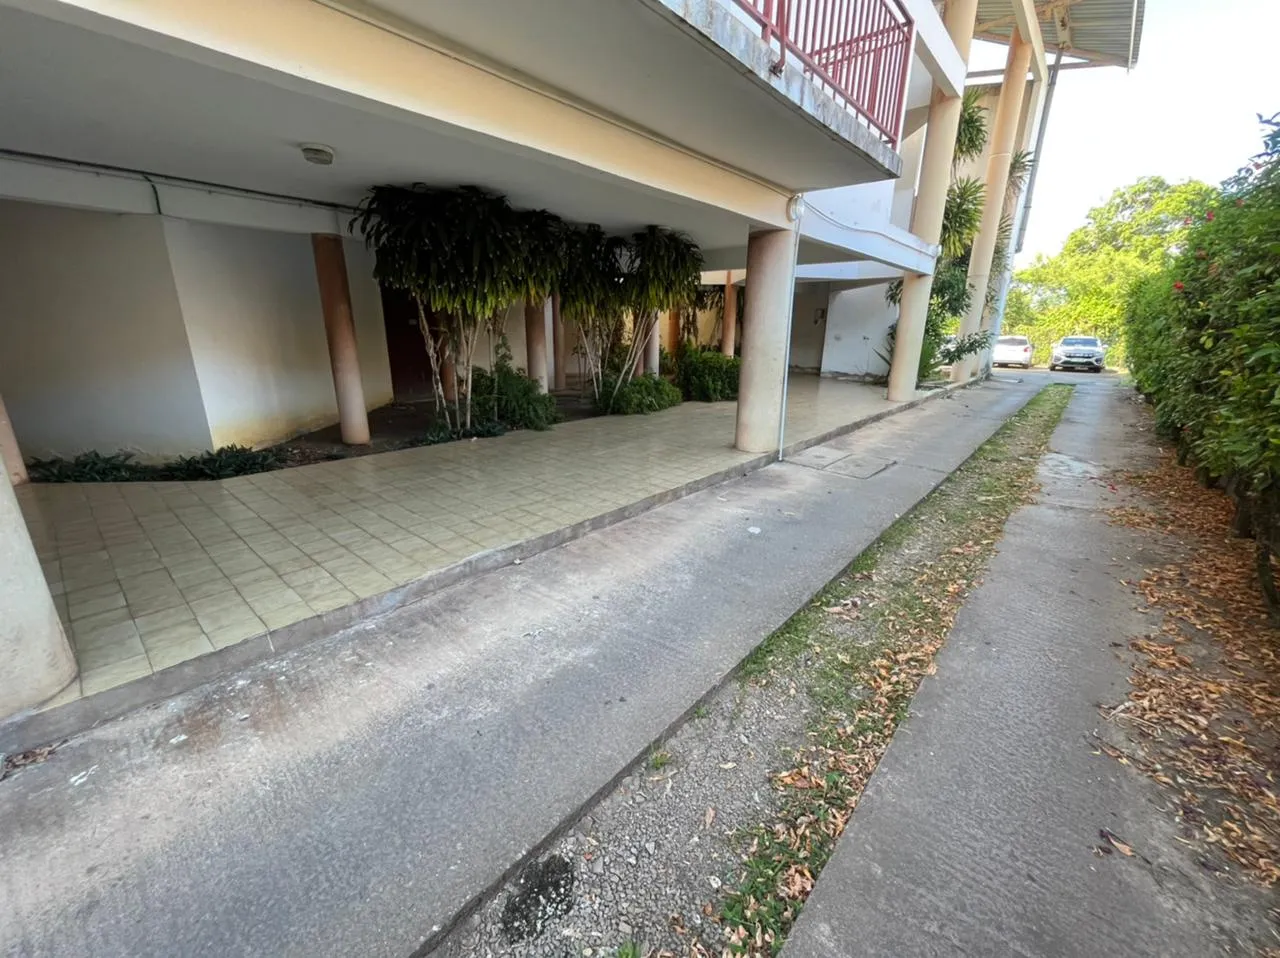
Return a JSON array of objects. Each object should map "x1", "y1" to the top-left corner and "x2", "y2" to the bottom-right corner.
[{"x1": 436, "y1": 674, "x2": 814, "y2": 958}]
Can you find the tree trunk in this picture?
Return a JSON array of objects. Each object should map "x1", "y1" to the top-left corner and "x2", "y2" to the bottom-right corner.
[{"x1": 415, "y1": 298, "x2": 451, "y2": 431}]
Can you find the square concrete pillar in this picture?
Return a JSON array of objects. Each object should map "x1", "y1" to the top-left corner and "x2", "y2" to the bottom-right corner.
[{"x1": 735, "y1": 228, "x2": 798, "y2": 454}]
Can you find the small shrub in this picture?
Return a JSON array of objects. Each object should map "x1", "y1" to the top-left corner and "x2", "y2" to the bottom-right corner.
[
  {"x1": 28, "y1": 446, "x2": 279, "y2": 483},
  {"x1": 27, "y1": 451, "x2": 150, "y2": 483},
  {"x1": 597, "y1": 375, "x2": 682, "y2": 415},
  {"x1": 159, "y1": 445, "x2": 278, "y2": 480},
  {"x1": 676, "y1": 347, "x2": 740, "y2": 402},
  {"x1": 405, "y1": 421, "x2": 507, "y2": 448},
  {"x1": 471, "y1": 340, "x2": 559, "y2": 431}
]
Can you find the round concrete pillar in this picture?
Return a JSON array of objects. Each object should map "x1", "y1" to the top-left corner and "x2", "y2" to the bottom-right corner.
[
  {"x1": 644, "y1": 314, "x2": 660, "y2": 376},
  {"x1": 735, "y1": 228, "x2": 798, "y2": 454},
  {"x1": 721, "y1": 273, "x2": 738, "y2": 356},
  {"x1": 552, "y1": 293, "x2": 568, "y2": 391},
  {"x1": 954, "y1": 29, "x2": 1033, "y2": 383},
  {"x1": 887, "y1": 0, "x2": 980, "y2": 401},
  {"x1": 312, "y1": 234, "x2": 371, "y2": 444},
  {"x1": 524, "y1": 298, "x2": 549, "y2": 391},
  {"x1": 0, "y1": 445, "x2": 76, "y2": 716}
]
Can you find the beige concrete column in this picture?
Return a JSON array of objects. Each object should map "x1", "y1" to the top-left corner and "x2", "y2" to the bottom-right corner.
[
  {"x1": 887, "y1": 0, "x2": 980, "y2": 401},
  {"x1": 0, "y1": 393, "x2": 27, "y2": 485},
  {"x1": 721, "y1": 272, "x2": 738, "y2": 356},
  {"x1": 312, "y1": 234, "x2": 371, "y2": 444},
  {"x1": 0, "y1": 444, "x2": 76, "y2": 717},
  {"x1": 552, "y1": 293, "x2": 567, "y2": 391},
  {"x1": 953, "y1": 29, "x2": 1033, "y2": 382},
  {"x1": 735, "y1": 228, "x2": 798, "y2": 453},
  {"x1": 524, "y1": 298, "x2": 549, "y2": 391},
  {"x1": 644, "y1": 313, "x2": 661, "y2": 375}
]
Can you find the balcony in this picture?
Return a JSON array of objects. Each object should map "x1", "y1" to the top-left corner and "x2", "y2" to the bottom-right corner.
[{"x1": 359, "y1": 0, "x2": 911, "y2": 190}]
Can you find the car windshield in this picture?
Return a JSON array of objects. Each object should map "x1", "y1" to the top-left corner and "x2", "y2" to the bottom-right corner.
[
  {"x1": 998, "y1": 337, "x2": 1028, "y2": 346},
  {"x1": 1062, "y1": 337, "x2": 1100, "y2": 347}
]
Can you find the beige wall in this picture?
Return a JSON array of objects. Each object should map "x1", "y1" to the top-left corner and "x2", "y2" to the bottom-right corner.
[
  {"x1": 164, "y1": 219, "x2": 391, "y2": 448},
  {"x1": 821, "y1": 284, "x2": 898, "y2": 380},
  {"x1": 0, "y1": 200, "x2": 213, "y2": 459},
  {"x1": 789, "y1": 283, "x2": 830, "y2": 372}
]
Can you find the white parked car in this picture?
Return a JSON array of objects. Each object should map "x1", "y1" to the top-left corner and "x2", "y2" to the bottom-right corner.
[
  {"x1": 992, "y1": 335, "x2": 1033, "y2": 369},
  {"x1": 1048, "y1": 335, "x2": 1107, "y2": 373}
]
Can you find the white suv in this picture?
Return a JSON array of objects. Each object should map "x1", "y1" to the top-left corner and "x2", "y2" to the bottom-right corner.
[{"x1": 1048, "y1": 336, "x2": 1106, "y2": 373}]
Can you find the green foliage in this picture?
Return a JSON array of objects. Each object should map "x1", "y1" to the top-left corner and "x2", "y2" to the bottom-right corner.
[
  {"x1": 954, "y1": 88, "x2": 989, "y2": 167},
  {"x1": 163, "y1": 446, "x2": 279, "y2": 480},
  {"x1": 596, "y1": 374, "x2": 682, "y2": 415},
  {"x1": 1008, "y1": 175, "x2": 1218, "y2": 365},
  {"x1": 658, "y1": 345, "x2": 677, "y2": 377},
  {"x1": 28, "y1": 446, "x2": 279, "y2": 483},
  {"x1": 938, "y1": 330, "x2": 991, "y2": 366},
  {"x1": 353, "y1": 185, "x2": 525, "y2": 325},
  {"x1": 1124, "y1": 115, "x2": 1280, "y2": 576},
  {"x1": 470, "y1": 339, "x2": 559, "y2": 431},
  {"x1": 27, "y1": 451, "x2": 150, "y2": 483},
  {"x1": 940, "y1": 177, "x2": 986, "y2": 259},
  {"x1": 625, "y1": 226, "x2": 703, "y2": 318},
  {"x1": 676, "y1": 346, "x2": 741, "y2": 401}
]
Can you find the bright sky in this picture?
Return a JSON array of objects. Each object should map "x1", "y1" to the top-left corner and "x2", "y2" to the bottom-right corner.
[{"x1": 975, "y1": 0, "x2": 1280, "y2": 266}]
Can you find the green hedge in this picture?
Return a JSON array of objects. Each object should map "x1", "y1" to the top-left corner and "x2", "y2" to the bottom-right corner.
[
  {"x1": 597, "y1": 374, "x2": 683, "y2": 415},
  {"x1": 676, "y1": 347, "x2": 740, "y2": 401},
  {"x1": 1123, "y1": 115, "x2": 1280, "y2": 611}
]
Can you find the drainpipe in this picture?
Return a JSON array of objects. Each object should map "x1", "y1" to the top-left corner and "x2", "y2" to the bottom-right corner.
[
  {"x1": 1015, "y1": 47, "x2": 1063, "y2": 255},
  {"x1": 775, "y1": 216, "x2": 803, "y2": 461}
]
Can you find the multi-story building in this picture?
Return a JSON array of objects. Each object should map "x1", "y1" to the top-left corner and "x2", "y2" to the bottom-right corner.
[{"x1": 0, "y1": 0, "x2": 1144, "y2": 714}]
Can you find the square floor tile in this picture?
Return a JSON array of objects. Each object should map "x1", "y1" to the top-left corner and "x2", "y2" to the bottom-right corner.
[
  {"x1": 147, "y1": 636, "x2": 217, "y2": 672},
  {"x1": 81, "y1": 655, "x2": 153, "y2": 696}
]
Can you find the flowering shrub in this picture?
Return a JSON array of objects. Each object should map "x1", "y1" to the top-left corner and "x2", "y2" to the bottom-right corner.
[{"x1": 1124, "y1": 113, "x2": 1280, "y2": 613}]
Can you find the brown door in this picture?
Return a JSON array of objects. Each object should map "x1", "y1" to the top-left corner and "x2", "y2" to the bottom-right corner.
[{"x1": 381, "y1": 288, "x2": 433, "y2": 401}]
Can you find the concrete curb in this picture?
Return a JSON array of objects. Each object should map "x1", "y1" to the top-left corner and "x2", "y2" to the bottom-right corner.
[{"x1": 0, "y1": 381, "x2": 975, "y2": 754}]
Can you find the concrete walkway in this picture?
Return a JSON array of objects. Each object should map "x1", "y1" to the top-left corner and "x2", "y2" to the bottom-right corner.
[
  {"x1": 0, "y1": 379, "x2": 1038, "y2": 958},
  {"x1": 784, "y1": 379, "x2": 1267, "y2": 958}
]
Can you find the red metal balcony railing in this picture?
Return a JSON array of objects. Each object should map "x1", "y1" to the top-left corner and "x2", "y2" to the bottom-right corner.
[{"x1": 732, "y1": 0, "x2": 914, "y2": 149}]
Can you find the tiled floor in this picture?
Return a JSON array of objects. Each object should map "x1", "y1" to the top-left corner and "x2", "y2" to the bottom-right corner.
[{"x1": 19, "y1": 376, "x2": 899, "y2": 705}]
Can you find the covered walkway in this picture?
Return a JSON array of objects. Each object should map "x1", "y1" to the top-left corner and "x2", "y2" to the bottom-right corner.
[{"x1": 18, "y1": 376, "x2": 902, "y2": 708}]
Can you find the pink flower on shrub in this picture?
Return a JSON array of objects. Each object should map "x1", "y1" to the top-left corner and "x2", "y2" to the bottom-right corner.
[
  {"x1": 1173, "y1": 281, "x2": 1185, "y2": 292},
  {"x1": 1206, "y1": 210, "x2": 1215, "y2": 221},
  {"x1": 1183, "y1": 217, "x2": 1193, "y2": 225}
]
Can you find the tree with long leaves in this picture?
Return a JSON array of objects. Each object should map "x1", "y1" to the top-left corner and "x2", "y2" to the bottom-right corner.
[
  {"x1": 558, "y1": 224, "x2": 628, "y2": 401},
  {"x1": 615, "y1": 226, "x2": 703, "y2": 401},
  {"x1": 352, "y1": 185, "x2": 454, "y2": 428},
  {"x1": 354, "y1": 185, "x2": 525, "y2": 429}
]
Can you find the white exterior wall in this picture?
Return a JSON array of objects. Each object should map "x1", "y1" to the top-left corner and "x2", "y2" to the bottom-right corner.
[
  {"x1": 0, "y1": 200, "x2": 213, "y2": 459},
  {"x1": 820, "y1": 284, "x2": 898, "y2": 380},
  {"x1": 789, "y1": 282, "x2": 830, "y2": 372},
  {"x1": 164, "y1": 219, "x2": 391, "y2": 448}
]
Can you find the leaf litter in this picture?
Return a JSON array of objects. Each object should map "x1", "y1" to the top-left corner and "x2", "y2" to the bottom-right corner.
[{"x1": 1106, "y1": 454, "x2": 1280, "y2": 888}]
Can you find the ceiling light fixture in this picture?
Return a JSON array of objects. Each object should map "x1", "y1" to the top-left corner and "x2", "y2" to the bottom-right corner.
[{"x1": 300, "y1": 144, "x2": 335, "y2": 166}]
